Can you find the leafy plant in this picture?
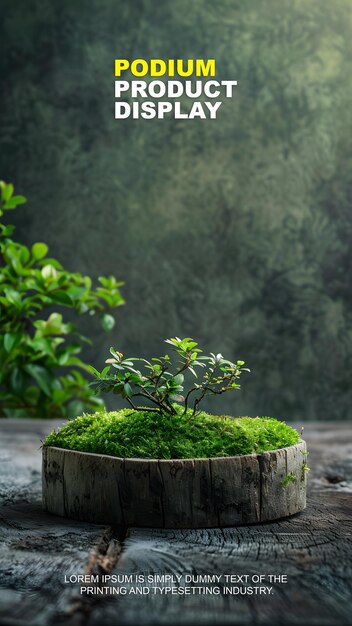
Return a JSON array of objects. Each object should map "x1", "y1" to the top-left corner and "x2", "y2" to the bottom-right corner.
[
  {"x1": 0, "y1": 181, "x2": 124, "y2": 418},
  {"x1": 89, "y1": 336, "x2": 250, "y2": 416}
]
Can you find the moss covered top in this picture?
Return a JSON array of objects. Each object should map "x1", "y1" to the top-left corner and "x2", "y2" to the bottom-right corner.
[{"x1": 44, "y1": 406, "x2": 299, "y2": 460}]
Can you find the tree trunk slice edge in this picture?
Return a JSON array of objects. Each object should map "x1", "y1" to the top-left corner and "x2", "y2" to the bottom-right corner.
[{"x1": 42, "y1": 441, "x2": 307, "y2": 528}]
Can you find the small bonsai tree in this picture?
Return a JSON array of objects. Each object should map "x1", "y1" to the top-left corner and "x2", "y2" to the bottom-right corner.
[
  {"x1": 89, "y1": 337, "x2": 250, "y2": 416},
  {"x1": 0, "y1": 181, "x2": 124, "y2": 418}
]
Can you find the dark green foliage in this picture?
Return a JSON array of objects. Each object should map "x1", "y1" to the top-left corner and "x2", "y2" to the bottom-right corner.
[
  {"x1": 90, "y1": 337, "x2": 249, "y2": 415},
  {"x1": 44, "y1": 406, "x2": 300, "y2": 459},
  {"x1": 0, "y1": 182, "x2": 124, "y2": 418},
  {"x1": 1, "y1": 1, "x2": 352, "y2": 420}
]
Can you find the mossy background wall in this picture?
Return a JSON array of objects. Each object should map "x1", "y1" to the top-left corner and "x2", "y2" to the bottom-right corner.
[{"x1": 1, "y1": 0, "x2": 352, "y2": 420}]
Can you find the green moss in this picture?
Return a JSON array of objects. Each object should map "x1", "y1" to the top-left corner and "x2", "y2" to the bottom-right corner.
[
  {"x1": 301, "y1": 463, "x2": 310, "y2": 481},
  {"x1": 280, "y1": 471, "x2": 297, "y2": 489},
  {"x1": 44, "y1": 406, "x2": 300, "y2": 460}
]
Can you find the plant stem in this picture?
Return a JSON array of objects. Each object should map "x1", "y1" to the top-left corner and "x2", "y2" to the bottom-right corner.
[
  {"x1": 131, "y1": 390, "x2": 174, "y2": 415},
  {"x1": 182, "y1": 385, "x2": 199, "y2": 415}
]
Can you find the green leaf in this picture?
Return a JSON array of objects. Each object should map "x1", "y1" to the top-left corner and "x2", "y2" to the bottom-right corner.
[
  {"x1": 2, "y1": 183, "x2": 13, "y2": 202},
  {"x1": 86, "y1": 365, "x2": 101, "y2": 378},
  {"x1": 49, "y1": 291, "x2": 73, "y2": 306},
  {"x1": 10, "y1": 195, "x2": 27, "y2": 205},
  {"x1": 29, "y1": 336, "x2": 55, "y2": 358},
  {"x1": 19, "y1": 246, "x2": 30, "y2": 265},
  {"x1": 41, "y1": 264, "x2": 57, "y2": 279},
  {"x1": 24, "y1": 364, "x2": 52, "y2": 396},
  {"x1": 35, "y1": 312, "x2": 71, "y2": 336},
  {"x1": 165, "y1": 338, "x2": 178, "y2": 346},
  {"x1": 4, "y1": 332, "x2": 21, "y2": 353},
  {"x1": 66, "y1": 400, "x2": 85, "y2": 418},
  {"x1": 32, "y1": 243, "x2": 48, "y2": 260},
  {"x1": 169, "y1": 394, "x2": 184, "y2": 402},
  {"x1": 57, "y1": 351, "x2": 70, "y2": 365},
  {"x1": 67, "y1": 286, "x2": 86, "y2": 300},
  {"x1": 0, "y1": 182, "x2": 124, "y2": 417},
  {"x1": 10, "y1": 368, "x2": 24, "y2": 394},
  {"x1": 3, "y1": 198, "x2": 19, "y2": 209},
  {"x1": 128, "y1": 373, "x2": 144, "y2": 384},
  {"x1": 38, "y1": 257, "x2": 63, "y2": 269},
  {"x1": 110, "y1": 347, "x2": 122, "y2": 360},
  {"x1": 4, "y1": 288, "x2": 21, "y2": 305},
  {"x1": 84, "y1": 276, "x2": 92, "y2": 290},
  {"x1": 111, "y1": 362, "x2": 124, "y2": 370},
  {"x1": 101, "y1": 313, "x2": 115, "y2": 332},
  {"x1": 0, "y1": 224, "x2": 15, "y2": 236},
  {"x1": 123, "y1": 382, "x2": 133, "y2": 398}
]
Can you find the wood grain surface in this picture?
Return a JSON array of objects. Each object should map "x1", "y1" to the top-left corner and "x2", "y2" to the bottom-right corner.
[
  {"x1": 42, "y1": 442, "x2": 307, "y2": 527},
  {"x1": 0, "y1": 420, "x2": 351, "y2": 626}
]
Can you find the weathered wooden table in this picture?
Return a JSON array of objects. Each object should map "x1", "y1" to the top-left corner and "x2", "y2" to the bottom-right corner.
[{"x1": 0, "y1": 420, "x2": 351, "y2": 626}]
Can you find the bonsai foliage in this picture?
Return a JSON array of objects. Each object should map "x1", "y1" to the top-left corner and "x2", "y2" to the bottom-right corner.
[
  {"x1": 89, "y1": 337, "x2": 250, "y2": 416},
  {"x1": 0, "y1": 181, "x2": 124, "y2": 418}
]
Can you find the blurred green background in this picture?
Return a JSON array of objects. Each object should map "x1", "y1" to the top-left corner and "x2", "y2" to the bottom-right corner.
[{"x1": 1, "y1": 0, "x2": 351, "y2": 420}]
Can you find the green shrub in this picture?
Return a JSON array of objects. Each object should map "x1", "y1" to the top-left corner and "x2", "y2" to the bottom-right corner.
[
  {"x1": 89, "y1": 336, "x2": 250, "y2": 416},
  {"x1": 44, "y1": 406, "x2": 300, "y2": 459},
  {"x1": 0, "y1": 181, "x2": 124, "y2": 418}
]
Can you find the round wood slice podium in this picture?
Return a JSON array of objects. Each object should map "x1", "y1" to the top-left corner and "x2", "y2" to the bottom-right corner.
[{"x1": 42, "y1": 441, "x2": 307, "y2": 528}]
